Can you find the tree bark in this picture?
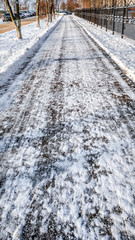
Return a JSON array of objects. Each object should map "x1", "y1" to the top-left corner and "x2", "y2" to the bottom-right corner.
[
  {"x1": 15, "y1": 0, "x2": 22, "y2": 39},
  {"x1": 36, "y1": 0, "x2": 40, "y2": 27},
  {"x1": 50, "y1": 0, "x2": 53, "y2": 22},
  {"x1": 45, "y1": 0, "x2": 49, "y2": 26},
  {"x1": 48, "y1": 0, "x2": 50, "y2": 23},
  {"x1": 5, "y1": 0, "x2": 22, "y2": 39},
  {"x1": 52, "y1": 2, "x2": 55, "y2": 20}
]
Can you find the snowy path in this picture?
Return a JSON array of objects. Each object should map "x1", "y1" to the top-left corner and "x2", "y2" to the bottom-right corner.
[{"x1": 0, "y1": 16, "x2": 135, "y2": 240}]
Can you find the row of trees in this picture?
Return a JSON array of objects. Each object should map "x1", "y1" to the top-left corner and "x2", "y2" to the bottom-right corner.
[
  {"x1": 2, "y1": 0, "x2": 58, "y2": 39},
  {"x1": 2, "y1": 0, "x2": 133, "y2": 39},
  {"x1": 60, "y1": 0, "x2": 79, "y2": 12},
  {"x1": 0, "y1": 0, "x2": 33, "y2": 11},
  {"x1": 60, "y1": 0, "x2": 134, "y2": 10}
]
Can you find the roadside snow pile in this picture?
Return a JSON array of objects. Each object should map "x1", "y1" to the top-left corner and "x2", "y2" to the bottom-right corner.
[
  {"x1": 0, "y1": 16, "x2": 62, "y2": 86},
  {"x1": 0, "y1": 18, "x2": 3, "y2": 24},
  {"x1": 74, "y1": 16, "x2": 135, "y2": 82}
]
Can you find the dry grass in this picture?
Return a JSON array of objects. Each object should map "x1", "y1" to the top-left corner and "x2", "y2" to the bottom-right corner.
[{"x1": 0, "y1": 17, "x2": 36, "y2": 34}]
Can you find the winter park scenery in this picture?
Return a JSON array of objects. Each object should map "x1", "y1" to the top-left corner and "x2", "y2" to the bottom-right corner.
[{"x1": 0, "y1": 0, "x2": 135, "y2": 239}]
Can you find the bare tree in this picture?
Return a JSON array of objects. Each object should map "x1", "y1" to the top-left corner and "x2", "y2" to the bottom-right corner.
[
  {"x1": 36, "y1": 0, "x2": 40, "y2": 27},
  {"x1": 49, "y1": 0, "x2": 55, "y2": 22},
  {"x1": 60, "y1": 1, "x2": 66, "y2": 10},
  {"x1": 0, "y1": 0, "x2": 7, "y2": 11},
  {"x1": 51, "y1": 0, "x2": 55, "y2": 20},
  {"x1": 5, "y1": 0, "x2": 22, "y2": 39},
  {"x1": 45, "y1": 0, "x2": 49, "y2": 26},
  {"x1": 23, "y1": 0, "x2": 29, "y2": 9},
  {"x1": 36, "y1": 0, "x2": 56, "y2": 28}
]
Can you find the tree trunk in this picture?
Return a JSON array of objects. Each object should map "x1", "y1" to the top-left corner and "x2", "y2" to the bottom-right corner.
[
  {"x1": 50, "y1": 2, "x2": 52, "y2": 22},
  {"x1": 5, "y1": 0, "x2": 22, "y2": 39},
  {"x1": 48, "y1": 0, "x2": 50, "y2": 23},
  {"x1": 45, "y1": 0, "x2": 49, "y2": 26},
  {"x1": 16, "y1": 0, "x2": 22, "y2": 39},
  {"x1": 36, "y1": 0, "x2": 40, "y2": 27},
  {"x1": 52, "y1": 3, "x2": 55, "y2": 20}
]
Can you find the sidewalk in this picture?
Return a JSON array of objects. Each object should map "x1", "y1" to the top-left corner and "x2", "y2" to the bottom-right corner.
[
  {"x1": 0, "y1": 16, "x2": 135, "y2": 240},
  {"x1": 73, "y1": 16, "x2": 135, "y2": 82}
]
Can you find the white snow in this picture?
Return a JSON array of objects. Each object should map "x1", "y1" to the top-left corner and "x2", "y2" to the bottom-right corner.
[
  {"x1": 0, "y1": 15, "x2": 135, "y2": 85},
  {"x1": 73, "y1": 16, "x2": 135, "y2": 82},
  {"x1": 0, "y1": 18, "x2": 4, "y2": 24},
  {"x1": 0, "y1": 16, "x2": 62, "y2": 86},
  {"x1": 0, "y1": 15, "x2": 135, "y2": 239}
]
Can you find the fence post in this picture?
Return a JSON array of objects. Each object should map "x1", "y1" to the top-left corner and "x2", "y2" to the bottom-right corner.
[
  {"x1": 112, "y1": 6, "x2": 115, "y2": 34},
  {"x1": 121, "y1": 6, "x2": 126, "y2": 38},
  {"x1": 100, "y1": 8, "x2": 102, "y2": 28},
  {"x1": 96, "y1": 7, "x2": 99, "y2": 27},
  {"x1": 106, "y1": 8, "x2": 108, "y2": 31},
  {"x1": 94, "y1": 8, "x2": 96, "y2": 25}
]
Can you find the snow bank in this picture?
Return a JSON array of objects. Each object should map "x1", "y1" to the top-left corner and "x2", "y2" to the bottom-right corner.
[
  {"x1": 0, "y1": 16, "x2": 62, "y2": 87},
  {"x1": 0, "y1": 18, "x2": 3, "y2": 24},
  {"x1": 73, "y1": 16, "x2": 135, "y2": 82}
]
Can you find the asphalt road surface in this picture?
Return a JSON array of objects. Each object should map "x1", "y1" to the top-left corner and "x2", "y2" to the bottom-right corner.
[{"x1": 0, "y1": 16, "x2": 135, "y2": 240}]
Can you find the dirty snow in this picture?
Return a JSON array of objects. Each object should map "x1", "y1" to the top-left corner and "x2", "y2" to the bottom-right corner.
[{"x1": 0, "y1": 15, "x2": 135, "y2": 240}]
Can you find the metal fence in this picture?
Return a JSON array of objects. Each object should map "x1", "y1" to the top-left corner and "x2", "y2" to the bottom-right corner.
[{"x1": 74, "y1": 6, "x2": 135, "y2": 39}]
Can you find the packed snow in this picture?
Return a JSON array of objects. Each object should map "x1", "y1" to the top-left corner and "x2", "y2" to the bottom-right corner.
[
  {"x1": 0, "y1": 15, "x2": 135, "y2": 86},
  {"x1": 0, "y1": 15, "x2": 135, "y2": 240},
  {"x1": 0, "y1": 16, "x2": 62, "y2": 86},
  {"x1": 73, "y1": 16, "x2": 135, "y2": 82}
]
